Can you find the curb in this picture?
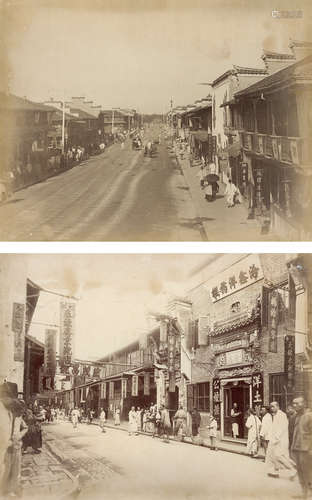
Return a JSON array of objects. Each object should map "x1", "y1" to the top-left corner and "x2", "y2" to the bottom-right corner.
[{"x1": 87, "y1": 420, "x2": 264, "y2": 459}]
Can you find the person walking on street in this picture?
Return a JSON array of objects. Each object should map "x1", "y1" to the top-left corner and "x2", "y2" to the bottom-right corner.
[
  {"x1": 207, "y1": 413, "x2": 218, "y2": 450},
  {"x1": 265, "y1": 401, "x2": 296, "y2": 479},
  {"x1": 224, "y1": 179, "x2": 238, "y2": 208},
  {"x1": 114, "y1": 407, "x2": 121, "y2": 426},
  {"x1": 260, "y1": 406, "x2": 272, "y2": 460},
  {"x1": 71, "y1": 407, "x2": 80, "y2": 430},
  {"x1": 128, "y1": 407, "x2": 138, "y2": 436},
  {"x1": 173, "y1": 405, "x2": 187, "y2": 441},
  {"x1": 287, "y1": 405, "x2": 297, "y2": 456},
  {"x1": 160, "y1": 405, "x2": 171, "y2": 443},
  {"x1": 191, "y1": 407, "x2": 201, "y2": 442},
  {"x1": 99, "y1": 408, "x2": 106, "y2": 433},
  {"x1": 231, "y1": 403, "x2": 241, "y2": 439},
  {"x1": 291, "y1": 397, "x2": 312, "y2": 498},
  {"x1": 245, "y1": 408, "x2": 261, "y2": 457}
]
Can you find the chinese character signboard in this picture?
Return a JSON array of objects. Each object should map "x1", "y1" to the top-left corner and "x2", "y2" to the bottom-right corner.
[
  {"x1": 268, "y1": 290, "x2": 279, "y2": 352},
  {"x1": 208, "y1": 255, "x2": 263, "y2": 303},
  {"x1": 44, "y1": 329, "x2": 56, "y2": 381},
  {"x1": 109, "y1": 381, "x2": 114, "y2": 399},
  {"x1": 59, "y1": 300, "x2": 76, "y2": 366},
  {"x1": 284, "y1": 335, "x2": 295, "y2": 393},
  {"x1": 122, "y1": 378, "x2": 127, "y2": 399},
  {"x1": 12, "y1": 302, "x2": 25, "y2": 362},
  {"x1": 168, "y1": 327, "x2": 176, "y2": 373},
  {"x1": 252, "y1": 373, "x2": 263, "y2": 405},
  {"x1": 212, "y1": 378, "x2": 221, "y2": 429},
  {"x1": 132, "y1": 375, "x2": 138, "y2": 396},
  {"x1": 144, "y1": 373, "x2": 150, "y2": 395}
]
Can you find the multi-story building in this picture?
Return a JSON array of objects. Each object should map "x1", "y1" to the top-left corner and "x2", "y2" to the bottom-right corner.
[
  {"x1": 184, "y1": 253, "x2": 310, "y2": 441},
  {"x1": 234, "y1": 52, "x2": 312, "y2": 239},
  {"x1": 0, "y1": 93, "x2": 56, "y2": 191}
]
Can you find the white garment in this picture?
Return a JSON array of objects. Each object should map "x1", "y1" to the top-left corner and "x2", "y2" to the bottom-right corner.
[
  {"x1": 246, "y1": 414, "x2": 261, "y2": 454},
  {"x1": 100, "y1": 410, "x2": 106, "y2": 422},
  {"x1": 260, "y1": 413, "x2": 272, "y2": 441},
  {"x1": 265, "y1": 410, "x2": 295, "y2": 473},
  {"x1": 128, "y1": 410, "x2": 138, "y2": 433},
  {"x1": 207, "y1": 418, "x2": 217, "y2": 438}
]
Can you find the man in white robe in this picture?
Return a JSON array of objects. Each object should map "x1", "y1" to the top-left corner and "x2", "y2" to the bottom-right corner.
[{"x1": 266, "y1": 401, "x2": 296, "y2": 478}]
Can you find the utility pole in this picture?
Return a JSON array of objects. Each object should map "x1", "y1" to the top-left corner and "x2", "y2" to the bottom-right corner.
[{"x1": 61, "y1": 98, "x2": 65, "y2": 154}]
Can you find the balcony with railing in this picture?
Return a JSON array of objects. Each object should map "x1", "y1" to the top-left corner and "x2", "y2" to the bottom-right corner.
[{"x1": 239, "y1": 131, "x2": 304, "y2": 165}]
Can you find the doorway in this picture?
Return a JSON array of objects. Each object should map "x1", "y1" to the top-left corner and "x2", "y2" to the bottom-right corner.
[{"x1": 222, "y1": 380, "x2": 251, "y2": 439}]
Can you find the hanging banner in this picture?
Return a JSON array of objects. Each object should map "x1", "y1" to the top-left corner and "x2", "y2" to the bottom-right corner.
[
  {"x1": 207, "y1": 255, "x2": 263, "y2": 303},
  {"x1": 44, "y1": 329, "x2": 57, "y2": 379},
  {"x1": 122, "y1": 379, "x2": 127, "y2": 399},
  {"x1": 284, "y1": 335, "x2": 295, "y2": 393},
  {"x1": 144, "y1": 373, "x2": 150, "y2": 395},
  {"x1": 12, "y1": 303, "x2": 25, "y2": 362},
  {"x1": 251, "y1": 373, "x2": 263, "y2": 406},
  {"x1": 212, "y1": 378, "x2": 221, "y2": 429},
  {"x1": 132, "y1": 375, "x2": 138, "y2": 396},
  {"x1": 109, "y1": 381, "x2": 114, "y2": 399},
  {"x1": 59, "y1": 300, "x2": 76, "y2": 366},
  {"x1": 268, "y1": 290, "x2": 279, "y2": 352}
]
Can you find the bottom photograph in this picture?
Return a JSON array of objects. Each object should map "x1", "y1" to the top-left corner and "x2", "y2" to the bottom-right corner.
[{"x1": 0, "y1": 253, "x2": 311, "y2": 500}]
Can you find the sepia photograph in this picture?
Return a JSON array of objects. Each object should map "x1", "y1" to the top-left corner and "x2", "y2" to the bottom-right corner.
[
  {"x1": 0, "y1": 0, "x2": 311, "y2": 241},
  {"x1": 0, "y1": 253, "x2": 312, "y2": 499}
]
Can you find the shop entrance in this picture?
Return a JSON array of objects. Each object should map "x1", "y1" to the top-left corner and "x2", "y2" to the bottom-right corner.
[{"x1": 222, "y1": 380, "x2": 251, "y2": 439}]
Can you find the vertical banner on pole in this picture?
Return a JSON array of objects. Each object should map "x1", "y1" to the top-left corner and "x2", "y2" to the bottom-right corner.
[{"x1": 60, "y1": 300, "x2": 76, "y2": 366}]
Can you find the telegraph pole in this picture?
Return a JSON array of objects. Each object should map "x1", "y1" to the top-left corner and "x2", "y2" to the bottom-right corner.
[{"x1": 61, "y1": 98, "x2": 65, "y2": 154}]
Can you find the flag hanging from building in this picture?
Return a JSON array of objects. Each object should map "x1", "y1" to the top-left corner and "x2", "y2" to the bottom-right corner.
[
  {"x1": 59, "y1": 300, "x2": 76, "y2": 366},
  {"x1": 12, "y1": 302, "x2": 25, "y2": 362}
]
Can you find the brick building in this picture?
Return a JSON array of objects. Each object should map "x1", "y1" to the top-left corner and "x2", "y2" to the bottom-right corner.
[{"x1": 180, "y1": 254, "x2": 309, "y2": 442}]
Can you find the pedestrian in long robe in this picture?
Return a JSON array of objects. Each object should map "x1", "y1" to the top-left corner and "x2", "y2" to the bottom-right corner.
[
  {"x1": 260, "y1": 406, "x2": 272, "y2": 459},
  {"x1": 160, "y1": 405, "x2": 171, "y2": 443},
  {"x1": 114, "y1": 408, "x2": 121, "y2": 426},
  {"x1": 224, "y1": 179, "x2": 238, "y2": 208},
  {"x1": 245, "y1": 408, "x2": 261, "y2": 457},
  {"x1": 266, "y1": 401, "x2": 296, "y2": 478},
  {"x1": 291, "y1": 397, "x2": 312, "y2": 498},
  {"x1": 207, "y1": 413, "x2": 218, "y2": 450},
  {"x1": 173, "y1": 405, "x2": 187, "y2": 441},
  {"x1": 99, "y1": 408, "x2": 106, "y2": 433},
  {"x1": 128, "y1": 407, "x2": 138, "y2": 435},
  {"x1": 71, "y1": 407, "x2": 80, "y2": 429}
]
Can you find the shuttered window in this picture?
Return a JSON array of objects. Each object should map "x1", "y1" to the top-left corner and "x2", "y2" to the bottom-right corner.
[{"x1": 193, "y1": 382, "x2": 210, "y2": 411}]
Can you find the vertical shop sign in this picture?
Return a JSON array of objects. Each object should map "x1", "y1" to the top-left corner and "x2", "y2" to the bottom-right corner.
[
  {"x1": 144, "y1": 373, "x2": 150, "y2": 396},
  {"x1": 132, "y1": 375, "x2": 138, "y2": 396},
  {"x1": 168, "y1": 325, "x2": 176, "y2": 393},
  {"x1": 251, "y1": 373, "x2": 263, "y2": 405},
  {"x1": 12, "y1": 303, "x2": 25, "y2": 361},
  {"x1": 121, "y1": 379, "x2": 127, "y2": 399},
  {"x1": 268, "y1": 290, "x2": 279, "y2": 352},
  {"x1": 284, "y1": 335, "x2": 295, "y2": 394},
  {"x1": 44, "y1": 329, "x2": 57, "y2": 380},
  {"x1": 59, "y1": 300, "x2": 76, "y2": 366},
  {"x1": 212, "y1": 378, "x2": 221, "y2": 429},
  {"x1": 109, "y1": 381, "x2": 114, "y2": 399}
]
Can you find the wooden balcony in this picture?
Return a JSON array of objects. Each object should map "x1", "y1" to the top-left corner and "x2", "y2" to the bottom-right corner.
[{"x1": 239, "y1": 131, "x2": 304, "y2": 165}]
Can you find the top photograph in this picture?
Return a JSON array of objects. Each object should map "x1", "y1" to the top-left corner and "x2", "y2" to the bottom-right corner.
[{"x1": 0, "y1": 0, "x2": 311, "y2": 242}]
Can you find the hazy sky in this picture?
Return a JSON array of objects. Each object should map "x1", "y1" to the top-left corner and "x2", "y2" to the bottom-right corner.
[
  {"x1": 26, "y1": 254, "x2": 214, "y2": 359},
  {"x1": 4, "y1": 0, "x2": 310, "y2": 113}
]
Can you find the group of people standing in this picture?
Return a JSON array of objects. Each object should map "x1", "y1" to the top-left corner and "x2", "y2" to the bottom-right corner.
[{"x1": 232, "y1": 398, "x2": 312, "y2": 499}]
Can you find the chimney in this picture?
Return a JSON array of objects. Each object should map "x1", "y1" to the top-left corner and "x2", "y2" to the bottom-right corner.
[
  {"x1": 261, "y1": 50, "x2": 295, "y2": 75},
  {"x1": 289, "y1": 40, "x2": 312, "y2": 61}
]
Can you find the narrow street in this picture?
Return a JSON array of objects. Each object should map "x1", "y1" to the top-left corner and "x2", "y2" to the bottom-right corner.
[
  {"x1": 32, "y1": 422, "x2": 300, "y2": 500},
  {"x1": 0, "y1": 127, "x2": 203, "y2": 241}
]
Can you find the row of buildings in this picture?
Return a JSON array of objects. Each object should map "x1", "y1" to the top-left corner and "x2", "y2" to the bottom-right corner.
[
  {"x1": 0, "y1": 92, "x2": 140, "y2": 194},
  {"x1": 1, "y1": 254, "x2": 311, "y2": 442},
  {"x1": 170, "y1": 39, "x2": 312, "y2": 240}
]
